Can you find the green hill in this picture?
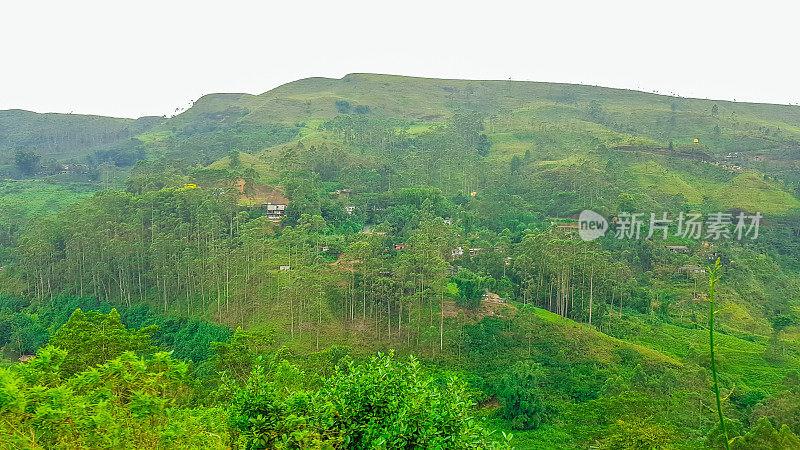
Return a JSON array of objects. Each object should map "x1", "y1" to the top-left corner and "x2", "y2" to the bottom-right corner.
[
  {"x1": 0, "y1": 109, "x2": 162, "y2": 160},
  {"x1": 2, "y1": 74, "x2": 800, "y2": 448},
  {"x1": 132, "y1": 74, "x2": 800, "y2": 214}
]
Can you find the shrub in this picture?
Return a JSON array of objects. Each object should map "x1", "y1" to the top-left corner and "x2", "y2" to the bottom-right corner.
[
  {"x1": 497, "y1": 361, "x2": 555, "y2": 430},
  {"x1": 228, "y1": 352, "x2": 507, "y2": 449}
]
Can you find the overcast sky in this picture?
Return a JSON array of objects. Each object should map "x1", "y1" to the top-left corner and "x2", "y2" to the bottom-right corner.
[{"x1": 2, "y1": 1, "x2": 798, "y2": 118}]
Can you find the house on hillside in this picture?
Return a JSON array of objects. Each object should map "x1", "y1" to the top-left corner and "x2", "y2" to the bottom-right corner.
[
  {"x1": 331, "y1": 188, "x2": 352, "y2": 198},
  {"x1": 234, "y1": 178, "x2": 290, "y2": 220},
  {"x1": 60, "y1": 164, "x2": 90, "y2": 174},
  {"x1": 678, "y1": 265, "x2": 705, "y2": 275},
  {"x1": 667, "y1": 245, "x2": 689, "y2": 253},
  {"x1": 265, "y1": 202, "x2": 287, "y2": 220},
  {"x1": 552, "y1": 221, "x2": 580, "y2": 237},
  {"x1": 359, "y1": 224, "x2": 386, "y2": 235}
]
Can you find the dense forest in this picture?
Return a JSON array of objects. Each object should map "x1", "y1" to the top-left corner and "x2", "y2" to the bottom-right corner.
[{"x1": 2, "y1": 74, "x2": 800, "y2": 448}]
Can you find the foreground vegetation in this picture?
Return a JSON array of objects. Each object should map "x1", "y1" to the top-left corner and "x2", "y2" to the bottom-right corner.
[{"x1": 0, "y1": 309, "x2": 507, "y2": 448}]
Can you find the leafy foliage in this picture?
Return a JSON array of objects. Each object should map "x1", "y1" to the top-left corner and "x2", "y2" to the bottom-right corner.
[
  {"x1": 228, "y1": 352, "x2": 506, "y2": 449},
  {"x1": 0, "y1": 346, "x2": 225, "y2": 448},
  {"x1": 497, "y1": 361, "x2": 554, "y2": 430},
  {"x1": 49, "y1": 308, "x2": 156, "y2": 376}
]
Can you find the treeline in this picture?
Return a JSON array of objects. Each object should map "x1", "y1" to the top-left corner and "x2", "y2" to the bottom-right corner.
[
  {"x1": 319, "y1": 110, "x2": 494, "y2": 198},
  {"x1": 0, "y1": 294, "x2": 230, "y2": 360},
  {"x1": 3, "y1": 176, "x2": 645, "y2": 356},
  {"x1": 512, "y1": 234, "x2": 635, "y2": 330},
  {"x1": 9, "y1": 187, "x2": 293, "y2": 327},
  {"x1": 156, "y1": 122, "x2": 300, "y2": 166},
  {"x1": 2, "y1": 183, "x2": 464, "y2": 351},
  {"x1": 4, "y1": 159, "x2": 792, "y2": 356},
  {"x1": 0, "y1": 109, "x2": 161, "y2": 158}
]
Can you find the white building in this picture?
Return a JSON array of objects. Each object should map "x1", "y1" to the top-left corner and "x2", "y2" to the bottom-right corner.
[{"x1": 265, "y1": 202, "x2": 287, "y2": 220}]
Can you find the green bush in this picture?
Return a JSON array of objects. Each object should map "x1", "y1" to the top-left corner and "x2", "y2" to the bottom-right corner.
[
  {"x1": 228, "y1": 352, "x2": 507, "y2": 449},
  {"x1": 49, "y1": 308, "x2": 156, "y2": 376},
  {"x1": 497, "y1": 361, "x2": 555, "y2": 430},
  {"x1": 0, "y1": 347, "x2": 225, "y2": 448}
]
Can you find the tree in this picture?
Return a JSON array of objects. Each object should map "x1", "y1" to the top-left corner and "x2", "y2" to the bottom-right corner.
[
  {"x1": 0, "y1": 311, "x2": 47, "y2": 355},
  {"x1": 712, "y1": 104, "x2": 719, "y2": 116},
  {"x1": 2, "y1": 347, "x2": 217, "y2": 448},
  {"x1": 14, "y1": 150, "x2": 40, "y2": 175},
  {"x1": 335, "y1": 100, "x2": 351, "y2": 114},
  {"x1": 476, "y1": 134, "x2": 491, "y2": 156},
  {"x1": 451, "y1": 110, "x2": 490, "y2": 157},
  {"x1": 730, "y1": 417, "x2": 800, "y2": 449},
  {"x1": 228, "y1": 149, "x2": 242, "y2": 170},
  {"x1": 321, "y1": 352, "x2": 504, "y2": 448},
  {"x1": 498, "y1": 361, "x2": 554, "y2": 430},
  {"x1": 588, "y1": 100, "x2": 603, "y2": 121},
  {"x1": 453, "y1": 269, "x2": 493, "y2": 309},
  {"x1": 510, "y1": 155, "x2": 523, "y2": 174},
  {"x1": 751, "y1": 391, "x2": 800, "y2": 436},
  {"x1": 49, "y1": 308, "x2": 156, "y2": 375},
  {"x1": 213, "y1": 327, "x2": 276, "y2": 384}
]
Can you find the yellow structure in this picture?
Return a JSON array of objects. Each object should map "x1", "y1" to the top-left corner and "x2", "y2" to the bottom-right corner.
[
  {"x1": 693, "y1": 138, "x2": 699, "y2": 144},
  {"x1": 183, "y1": 183, "x2": 197, "y2": 190},
  {"x1": 470, "y1": 191, "x2": 477, "y2": 197}
]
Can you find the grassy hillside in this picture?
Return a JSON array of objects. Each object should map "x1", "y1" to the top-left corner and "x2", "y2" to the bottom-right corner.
[
  {"x1": 138, "y1": 74, "x2": 800, "y2": 216},
  {"x1": 168, "y1": 73, "x2": 800, "y2": 153},
  {"x1": 0, "y1": 109, "x2": 161, "y2": 161}
]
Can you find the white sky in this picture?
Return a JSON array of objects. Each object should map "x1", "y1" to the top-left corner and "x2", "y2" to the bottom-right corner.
[{"x1": 2, "y1": 0, "x2": 799, "y2": 118}]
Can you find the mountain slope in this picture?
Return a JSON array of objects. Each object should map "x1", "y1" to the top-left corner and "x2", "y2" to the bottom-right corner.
[
  {"x1": 145, "y1": 73, "x2": 800, "y2": 216},
  {"x1": 0, "y1": 109, "x2": 162, "y2": 161}
]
